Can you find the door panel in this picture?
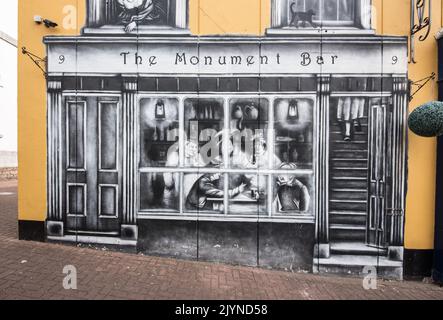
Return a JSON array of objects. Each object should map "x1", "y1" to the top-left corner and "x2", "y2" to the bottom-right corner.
[
  {"x1": 67, "y1": 101, "x2": 86, "y2": 170},
  {"x1": 67, "y1": 184, "x2": 86, "y2": 216},
  {"x1": 367, "y1": 100, "x2": 387, "y2": 247},
  {"x1": 99, "y1": 102, "x2": 118, "y2": 170},
  {"x1": 64, "y1": 96, "x2": 122, "y2": 235},
  {"x1": 97, "y1": 99, "x2": 122, "y2": 232},
  {"x1": 65, "y1": 99, "x2": 88, "y2": 231},
  {"x1": 99, "y1": 185, "x2": 118, "y2": 217}
]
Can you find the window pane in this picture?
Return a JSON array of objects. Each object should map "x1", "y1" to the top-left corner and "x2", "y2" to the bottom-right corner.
[
  {"x1": 287, "y1": 0, "x2": 356, "y2": 26},
  {"x1": 322, "y1": 0, "x2": 338, "y2": 21},
  {"x1": 183, "y1": 172, "x2": 225, "y2": 214},
  {"x1": 115, "y1": 0, "x2": 170, "y2": 26},
  {"x1": 272, "y1": 174, "x2": 312, "y2": 215},
  {"x1": 140, "y1": 172, "x2": 180, "y2": 211},
  {"x1": 139, "y1": 97, "x2": 179, "y2": 168},
  {"x1": 305, "y1": 0, "x2": 320, "y2": 20},
  {"x1": 229, "y1": 98, "x2": 269, "y2": 169},
  {"x1": 292, "y1": 0, "x2": 305, "y2": 11},
  {"x1": 274, "y1": 98, "x2": 314, "y2": 169},
  {"x1": 228, "y1": 174, "x2": 268, "y2": 215},
  {"x1": 338, "y1": 0, "x2": 354, "y2": 21},
  {"x1": 184, "y1": 98, "x2": 225, "y2": 168}
]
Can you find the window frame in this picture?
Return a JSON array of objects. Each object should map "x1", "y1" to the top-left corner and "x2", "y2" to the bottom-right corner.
[
  {"x1": 84, "y1": 0, "x2": 189, "y2": 33},
  {"x1": 269, "y1": 0, "x2": 372, "y2": 31},
  {"x1": 136, "y1": 92, "x2": 318, "y2": 223},
  {"x1": 291, "y1": 0, "x2": 356, "y2": 26}
]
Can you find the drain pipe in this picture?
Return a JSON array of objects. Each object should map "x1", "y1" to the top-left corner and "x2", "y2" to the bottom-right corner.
[{"x1": 433, "y1": 31, "x2": 443, "y2": 284}]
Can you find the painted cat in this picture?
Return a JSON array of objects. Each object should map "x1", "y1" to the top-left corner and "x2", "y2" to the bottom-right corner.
[{"x1": 289, "y1": 3, "x2": 317, "y2": 28}]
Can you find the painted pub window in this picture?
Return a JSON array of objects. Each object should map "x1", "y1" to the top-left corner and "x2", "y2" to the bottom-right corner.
[
  {"x1": 290, "y1": 0, "x2": 354, "y2": 26},
  {"x1": 86, "y1": 0, "x2": 188, "y2": 32},
  {"x1": 271, "y1": 0, "x2": 371, "y2": 29},
  {"x1": 138, "y1": 95, "x2": 315, "y2": 220}
]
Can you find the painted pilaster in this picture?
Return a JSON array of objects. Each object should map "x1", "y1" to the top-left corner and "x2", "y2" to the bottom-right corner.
[
  {"x1": 121, "y1": 77, "x2": 138, "y2": 240},
  {"x1": 388, "y1": 77, "x2": 408, "y2": 261},
  {"x1": 314, "y1": 75, "x2": 331, "y2": 259},
  {"x1": 271, "y1": 0, "x2": 284, "y2": 28},
  {"x1": 359, "y1": 0, "x2": 372, "y2": 29},
  {"x1": 46, "y1": 79, "x2": 64, "y2": 237},
  {"x1": 86, "y1": 0, "x2": 106, "y2": 27},
  {"x1": 175, "y1": 0, "x2": 188, "y2": 29}
]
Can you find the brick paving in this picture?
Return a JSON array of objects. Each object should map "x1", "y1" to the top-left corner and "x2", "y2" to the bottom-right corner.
[{"x1": 1, "y1": 180, "x2": 443, "y2": 300}]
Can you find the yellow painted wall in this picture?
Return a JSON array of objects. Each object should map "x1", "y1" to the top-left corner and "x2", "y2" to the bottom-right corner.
[{"x1": 17, "y1": 0, "x2": 441, "y2": 249}]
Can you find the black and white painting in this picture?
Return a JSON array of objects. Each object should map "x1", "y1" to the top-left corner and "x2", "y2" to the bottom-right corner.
[
  {"x1": 116, "y1": 0, "x2": 169, "y2": 32},
  {"x1": 44, "y1": 0, "x2": 408, "y2": 279}
]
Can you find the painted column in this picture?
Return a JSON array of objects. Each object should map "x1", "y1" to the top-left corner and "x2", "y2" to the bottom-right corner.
[
  {"x1": 271, "y1": 0, "x2": 284, "y2": 28},
  {"x1": 314, "y1": 75, "x2": 331, "y2": 259},
  {"x1": 359, "y1": 0, "x2": 372, "y2": 29},
  {"x1": 46, "y1": 79, "x2": 64, "y2": 237},
  {"x1": 87, "y1": 0, "x2": 106, "y2": 27},
  {"x1": 121, "y1": 77, "x2": 138, "y2": 240},
  {"x1": 175, "y1": 0, "x2": 188, "y2": 29},
  {"x1": 388, "y1": 77, "x2": 408, "y2": 261}
]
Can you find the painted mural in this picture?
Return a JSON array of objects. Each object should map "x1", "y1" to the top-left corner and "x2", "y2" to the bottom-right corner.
[{"x1": 44, "y1": 0, "x2": 409, "y2": 279}]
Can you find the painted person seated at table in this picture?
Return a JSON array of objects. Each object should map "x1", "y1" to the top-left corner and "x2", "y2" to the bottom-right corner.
[
  {"x1": 274, "y1": 163, "x2": 310, "y2": 213},
  {"x1": 185, "y1": 173, "x2": 247, "y2": 211}
]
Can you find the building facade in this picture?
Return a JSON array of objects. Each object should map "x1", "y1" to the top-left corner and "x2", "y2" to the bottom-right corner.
[{"x1": 18, "y1": 0, "x2": 441, "y2": 279}]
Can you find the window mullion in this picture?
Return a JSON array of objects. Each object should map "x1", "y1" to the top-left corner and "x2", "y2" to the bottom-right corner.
[
  {"x1": 337, "y1": 0, "x2": 340, "y2": 21},
  {"x1": 179, "y1": 97, "x2": 184, "y2": 167},
  {"x1": 319, "y1": 0, "x2": 323, "y2": 22},
  {"x1": 223, "y1": 96, "x2": 229, "y2": 215},
  {"x1": 179, "y1": 172, "x2": 184, "y2": 214},
  {"x1": 224, "y1": 173, "x2": 229, "y2": 215},
  {"x1": 268, "y1": 97, "x2": 275, "y2": 217}
]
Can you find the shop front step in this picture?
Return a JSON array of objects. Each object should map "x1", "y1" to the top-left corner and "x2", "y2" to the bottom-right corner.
[
  {"x1": 313, "y1": 254, "x2": 403, "y2": 280},
  {"x1": 330, "y1": 242, "x2": 387, "y2": 256}
]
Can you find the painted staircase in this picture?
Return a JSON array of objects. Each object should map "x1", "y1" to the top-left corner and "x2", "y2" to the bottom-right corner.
[
  {"x1": 313, "y1": 114, "x2": 402, "y2": 279},
  {"x1": 329, "y1": 117, "x2": 369, "y2": 243}
]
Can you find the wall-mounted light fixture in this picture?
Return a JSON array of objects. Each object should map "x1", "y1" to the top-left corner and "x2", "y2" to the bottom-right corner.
[
  {"x1": 21, "y1": 47, "x2": 47, "y2": 78},
  {"x1": 34, "y1": 15, "x2": 58, "y2": 28},
  {"x1": 409, "y1": 72, "x2": 436, "y2": 101}
]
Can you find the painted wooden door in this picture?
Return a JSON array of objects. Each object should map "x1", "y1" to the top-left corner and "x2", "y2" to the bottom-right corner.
[
  {"x1": 64, "y1": 96, "x2": 122, "y2": 235},
  {"x1": 367, "y1": 99, "x2": 388, "y2": 247}
]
